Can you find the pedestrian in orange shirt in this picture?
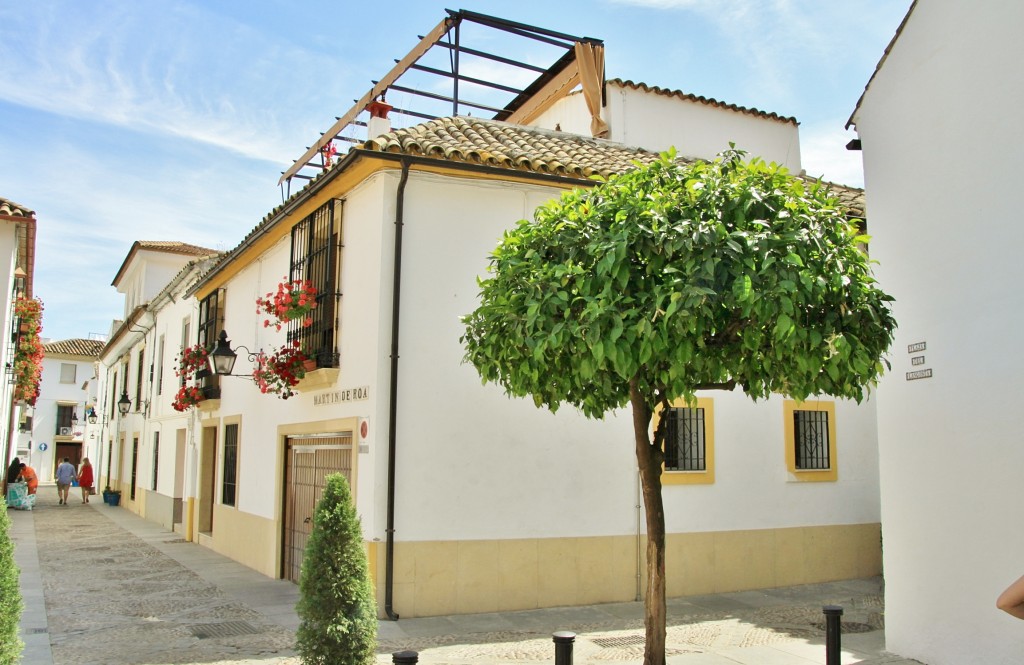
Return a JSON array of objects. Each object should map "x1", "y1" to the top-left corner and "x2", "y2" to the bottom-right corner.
[{"x1": 19, "y1": 462, "x2": 38, "y2": 494}]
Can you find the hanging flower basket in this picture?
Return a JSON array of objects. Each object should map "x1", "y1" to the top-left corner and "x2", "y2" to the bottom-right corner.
[
  {"x1": 252, "y1": 342, "x2": 309, "y2": 399},
  {"x1": 256, "y1": 278, "x2": 318, "y2": 331},
  {"x1": 175, "y1": 343, "x2": 210, "y2": 381},
  {"x1": 171, "y1": 385, "x2": 205, "y2": 412},
  {"x1": 12, "y1": 297, "x2": 44, "y2": 406}
]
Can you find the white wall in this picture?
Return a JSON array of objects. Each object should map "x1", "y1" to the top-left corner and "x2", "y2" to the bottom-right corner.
[
  {"x1": 384, "y1": 169, "x2": 878, "y2": 542},
  {"x1": 851, "y1": 1, "x2": 1024, "y2": 662},
  {"x1": 33, "y1": 356, "x2": 91, "y2": 481},
  {"x1": 531, "y1": 83, "x2": 802, "y2": 171}
]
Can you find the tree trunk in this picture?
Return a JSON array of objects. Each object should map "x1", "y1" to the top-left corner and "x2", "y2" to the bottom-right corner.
[{"x1": 629, "y1": 380, "x2": 667, "y2": 665}]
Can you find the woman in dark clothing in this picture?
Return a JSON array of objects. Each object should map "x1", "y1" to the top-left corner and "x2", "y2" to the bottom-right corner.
[{"x1": 5, "y1": 456, "x2": 20, "y2": 495}]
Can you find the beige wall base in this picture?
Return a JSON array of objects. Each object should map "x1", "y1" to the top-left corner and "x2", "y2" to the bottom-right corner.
[
  {"x1": 198, "y1": 504, "x2": 279, "y2": 577},
  {"x1": 376, "y1": 523, "x2": 882, "y2": 619}
]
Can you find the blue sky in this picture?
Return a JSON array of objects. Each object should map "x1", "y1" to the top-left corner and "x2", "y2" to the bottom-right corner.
[{"x1": 0, "y1": 0, "x2": 910, "y2": 342}]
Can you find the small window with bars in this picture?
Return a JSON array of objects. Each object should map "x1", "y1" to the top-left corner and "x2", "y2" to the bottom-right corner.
[
  {"x1": 793, "y1": 409, "x2": 830, "y2": 470},
  {"x1": 664, "y1": 406, "x2": 706, "y2": 472},
  {"x1": 222, "y1": 423, "x2": 239, "y2": 507}
]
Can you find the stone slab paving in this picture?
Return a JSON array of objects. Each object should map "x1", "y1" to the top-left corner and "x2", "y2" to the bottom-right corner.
[{"x1": 10, "y1": 490, "x2": 926, "y2": 665}]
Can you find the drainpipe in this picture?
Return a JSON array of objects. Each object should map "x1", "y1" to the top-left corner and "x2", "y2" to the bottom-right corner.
[{"x1": 384, "y1": 159, "x2": 410, "y2": 621}]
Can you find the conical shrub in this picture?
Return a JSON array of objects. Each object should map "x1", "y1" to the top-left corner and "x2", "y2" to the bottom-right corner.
[
  {"x1": 296, "y1": 473, "x2": 377, "y2": 665},
  {"x1": 0, "y1": 501, "x2": 24, "y2": 665}
]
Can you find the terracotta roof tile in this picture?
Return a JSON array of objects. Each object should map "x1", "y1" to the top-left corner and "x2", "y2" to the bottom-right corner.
[
  {"x1": 134, "y1": 241, "x2": 219, "y2": 256},
  {"x1": 364, "y1": 116, "x2": 659, "y2": 179},
  {"x1": 43, "y1": 338, "x2": 104, "y2": 358},
  {"x1": 0, "y1": 197, "x2": 34, "y2": 218},
  {"x1": 608, "y1": 79, "x2": 798, "y2": 125},
  {"x1": 199, "y1": 118, "x2": 862, "y2": 290}
]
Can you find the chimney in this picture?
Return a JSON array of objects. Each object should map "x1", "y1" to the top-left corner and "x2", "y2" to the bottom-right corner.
[{"x1": 366, "y1": 99, "x2": 393, "y2": 139}]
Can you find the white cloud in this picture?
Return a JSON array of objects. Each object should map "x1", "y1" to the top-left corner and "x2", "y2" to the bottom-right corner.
[
  {"x1": 0, "y1": 3, "x2": 347, "y2": 165},
  {"x1": 799, "y1": 121, "x2": 864, "y2": 188}
]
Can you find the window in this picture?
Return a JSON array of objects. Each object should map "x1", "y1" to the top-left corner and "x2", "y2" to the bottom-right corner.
[
  {"x1": 152, "y1": 432, "x2": 160, "y2": 492},
  {"x1": 130, "y1": 436, "x2": 139, "y2": 500},
  {"x1": 783, "y1": 400, "x2": 838, "y2": 482},
  {"x1": 222, "y1": 423, "x2": 239, "y2": 507},
  {"x1": 55, "y1": 404, "x2": 76, "y2": 436},
  {"x1": 197, "y1": 291, "x2": 223, "y2": 398},
  {"x1": 180, "y1": 320, "x2": 190, "y2": 387},
  {"x1": 288, "y1": 200, "x2": 341, "y2": 368},
  {"x1": 657, "y1": 397, "x2": 715, "y2": 485},
  {"x1": 157, "y1": 336, "x2": 165, "y2": 395},
  {"x1": 135, "y1": 349, "x2": 145, "y2": 410},
  {"x1": 59, "y1": 363, "x2": 76, "y2": 384}
]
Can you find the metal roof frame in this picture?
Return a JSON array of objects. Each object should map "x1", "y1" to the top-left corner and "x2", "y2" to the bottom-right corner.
[{"x1": 278, "y1": 8, "x2": 603, "y2": 195}]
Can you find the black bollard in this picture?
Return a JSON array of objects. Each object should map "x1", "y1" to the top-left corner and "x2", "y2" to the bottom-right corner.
[
  {"x1": 392, "y1": 650, "x2": 419, "y2": 665},
  {"x1": 823, "y1": 605, "x2": 843, "y2": 665},
  {"x1": 553, "y1": 631, "x2": 576, "y2": 665}
]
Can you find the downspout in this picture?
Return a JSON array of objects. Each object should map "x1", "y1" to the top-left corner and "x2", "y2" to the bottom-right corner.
[{"x1": 384, "y1": 159, "x2": 411, "y2": 621}]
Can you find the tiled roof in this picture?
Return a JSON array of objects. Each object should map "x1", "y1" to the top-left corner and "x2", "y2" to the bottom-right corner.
[
  {"x1": 134, "y1": 241, "x2": 219, "y2": 256},
  {"x1": 198, "y1": 118, "x2": 863, "y2": 292},
  {"x1": 0, "y1": 197, "x2": 34, "y2": 218},
  {"x1": 112, "y1": 241, "x2": 220, "y2": 287},
  {"x1": 608, "y1": 79, "x2": 798, "y2": 126},
  {"x1": 43, "y1": 338, "x2": 104, "y2": 358},
  {"x1": 364, "y1": 117, "x2": 659, "y2": 179}
]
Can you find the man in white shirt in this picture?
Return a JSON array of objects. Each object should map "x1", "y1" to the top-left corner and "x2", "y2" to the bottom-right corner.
[{"x1": 55, "y1": 457, "x2": 77, "y2": 505}]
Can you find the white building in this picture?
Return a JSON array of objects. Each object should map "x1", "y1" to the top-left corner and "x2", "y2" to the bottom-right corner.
[
  {"x1": 847, "y1": 1, "x2": 1024, "y2": 663},
  {"x1": 21, "y1": 339, "x2": 104, "y2": 482},
  {"x1": 95, "y1": 241, "x2": 219, "y2": 521},
  {"x1": 1, "y1": 197, "x2": 37, "y2": 484},
  {"x1": 97, "y1": 12, "x2": 882, "y2": 619}
]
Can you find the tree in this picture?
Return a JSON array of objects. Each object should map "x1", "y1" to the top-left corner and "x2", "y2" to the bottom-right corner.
[
  {"x1": 296, "y1": 474, "x2": 377, "y2": 665},
  {"x1": 461, "y1": 149, "x2": 896, "y2": 665},
  {"x1": 0, "y1": 501, "x2": 24, "y2": 665}
]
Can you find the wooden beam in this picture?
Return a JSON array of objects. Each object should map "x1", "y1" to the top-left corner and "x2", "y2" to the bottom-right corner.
[{"x1": 278, "y1": 15, "x2": 456, "y2": 184}]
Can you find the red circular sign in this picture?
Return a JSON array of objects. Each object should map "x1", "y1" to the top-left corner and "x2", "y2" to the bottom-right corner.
[{"x1": 360, "y1": 420, "x2": 368, "y2": 438}]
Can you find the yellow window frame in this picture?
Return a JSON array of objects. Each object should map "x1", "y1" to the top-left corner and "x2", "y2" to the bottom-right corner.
[
  {"x1": 654, "y1": 397, "x2": 715, "y2": 485},
  {"x1": 783, "y1": 399, "x2": 837, "y2": 482}
]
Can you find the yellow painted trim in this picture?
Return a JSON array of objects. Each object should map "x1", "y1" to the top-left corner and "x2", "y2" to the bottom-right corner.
[
  {"x1": 654, "y1": 397, "x2": 715, "y2": 485},
  {"x1": 185, "y1": 497, "x2": 195, "y2": 542},
  {"x1": 783, "y1": 399, "x2": 838, "y2": 482},
  {"x1": 195, "y1": 156, "x2": 582, "y2": 299}
]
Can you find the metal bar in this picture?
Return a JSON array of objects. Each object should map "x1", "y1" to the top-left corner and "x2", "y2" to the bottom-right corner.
[
  {"x1": 406, "y1": 63, "x2": 525, "y2": 94},
  {"x1": 334, "y1": 136, "x2": 362, "y2": 144},
  {"x1": 388, "y1": 106, "x2": 438, "y2": 121},
  {"x1": 278, "y1": 14, "x2": 456, "y2": 184},
  {"x1": 335, "y1": 118, "x2": 368, "y2": 127},
  {"x1": 552, "y1": 632, "x2": 576, "y2": 665},
  {"x1": 428, "y1": 40, "x2": 547, "y2": 73},
  {"x1": 452, "y1": 21, "x2": 460, "y2": 116},
  {"x1": 386, "y1": 84, "x2": 506, "y2": 114},
  {"x1": 823, "y1": 606, "x2": 843, "y2": 665},
  {"x1": 453, "y1": 8, "x2": 598, "y2": 46}
]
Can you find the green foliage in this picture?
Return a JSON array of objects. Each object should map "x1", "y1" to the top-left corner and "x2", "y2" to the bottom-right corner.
[
  {"x1": 0, "y1": 500, "x2": 24, "y2": 665},
  {"x1": 462, "y1": 148, "x2": 896, "y2": 419},
  {"x1": 296, "y1": 474, "x2": 377, "y2": 665}
]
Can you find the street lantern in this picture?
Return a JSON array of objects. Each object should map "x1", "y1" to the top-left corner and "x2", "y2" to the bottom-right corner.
[
  {"x1": 209, "y1": 330, "x2": 239, "y2": 376},
  {"x1": 117, "y1": 392, "x2": 131, "y2": 416}
]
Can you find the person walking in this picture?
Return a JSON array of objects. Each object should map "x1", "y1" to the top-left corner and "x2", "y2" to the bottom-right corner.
[
  {"x1": 55, "y1": 457, "x2": 77, "y2": 505},
  {"x1": 77, "y1": 457, "x2": 94, "y2": 504}
]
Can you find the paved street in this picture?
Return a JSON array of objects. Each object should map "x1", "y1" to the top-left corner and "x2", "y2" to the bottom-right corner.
[{"x1": 9, "y1": 489, "x2": 924, "y2": 664}]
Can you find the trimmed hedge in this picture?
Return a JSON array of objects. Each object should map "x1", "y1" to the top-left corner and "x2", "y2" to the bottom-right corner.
[
  {"x1": 0, "y1": 501, "x2": 24, "y2": 665},
  {"x1": 296, "y1": 474, "x2": 376, "y2": 665}
]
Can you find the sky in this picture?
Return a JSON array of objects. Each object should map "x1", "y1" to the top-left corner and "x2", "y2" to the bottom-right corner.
[{"x1": 0, "y1": 0, "x2": 911, "y2": 342}]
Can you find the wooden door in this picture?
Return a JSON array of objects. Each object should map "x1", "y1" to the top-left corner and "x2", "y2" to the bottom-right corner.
[{"x1": 282, "y1": 433, "x2": 353, "y2": 582}]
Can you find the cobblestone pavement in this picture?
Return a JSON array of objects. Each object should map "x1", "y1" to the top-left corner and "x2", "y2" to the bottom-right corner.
[
  {"x1": 12, "y1": 491, "x2": 925, "y2": 665},
  {"x1": 29, "y1": 497, "x2": 299, "y2": 665}
]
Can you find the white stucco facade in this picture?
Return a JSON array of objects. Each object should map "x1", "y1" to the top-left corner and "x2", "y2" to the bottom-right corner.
[
  {"x1": 850, "y1": 1, "x2": 1024, "y2": 662},
  {"x1": 531, "y1": 81, "x2": 802, "y2": 172}
]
